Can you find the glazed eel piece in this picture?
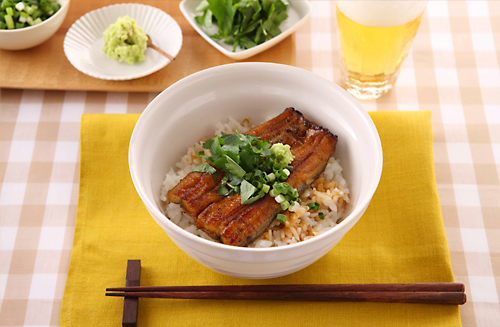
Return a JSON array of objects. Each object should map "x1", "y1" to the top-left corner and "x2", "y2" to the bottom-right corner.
[
  {"x1": 196, "y1": 125, "x2": 329, "y2": 242},
  {"x1": 196, "y1": 114, "x2": 338, "y2": 246},
  {"x1": 167, "y1": 108, "x2": 305, "y2": 217}
]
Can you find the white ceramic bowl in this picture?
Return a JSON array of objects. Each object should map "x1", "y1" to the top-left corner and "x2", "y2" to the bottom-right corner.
[
  {"x1": 0, "y1": 0, "x2": 69, "y2": 50},
  {"x1": 179, "y1": 0, "x2": 311, "y2": 60},
  {"x1": 129, "y1": 63, "x2": 383, "y2": 279}
]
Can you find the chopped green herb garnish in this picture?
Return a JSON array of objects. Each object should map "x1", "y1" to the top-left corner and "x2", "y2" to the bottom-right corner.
[
  {"x1": 217, "y1": 184, "x2": 230, "y2": 196},
  {"x1": 192, "y1": 131, "x2": 298, "y2": 207},
  {"x1": 318, "y1": 212, "x2": 325, "y2": 220},
  {"x1": 240, "y1": 180, "x2": 257, "y2": 204},
  {"x1": 276, "y1": 213, "x2": 287, "y2": 223},
  {"x1": 192, "y1": 162, "x2": 217, "y2": 174},
  {"x1": 224, "y1": 155, "x2": 246, "y2": 178},
  {"x1": 195, "y1": 0, "x2": 289, "y2": 52},
  {"x1": 306, "y1": 202, "x2": 320, "y2": 211}
]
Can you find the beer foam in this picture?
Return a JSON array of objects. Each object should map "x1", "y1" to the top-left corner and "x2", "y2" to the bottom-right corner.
[{"x1": 336, "y1": 0, "x2": 428, "y2": 28}]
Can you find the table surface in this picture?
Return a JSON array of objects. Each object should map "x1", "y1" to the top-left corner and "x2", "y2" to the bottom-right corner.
[
  {"x1": 1, "y1": 1, "x2": 499, "y2": 326},
  {"x1": 0, "y1": 0, "x2": 295, "y2": 92}
]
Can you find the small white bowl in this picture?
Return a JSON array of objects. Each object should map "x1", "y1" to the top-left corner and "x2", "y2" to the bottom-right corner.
[
  {"x1": 129, "y1": 63, "x2": 383, "y2": 279},
  {"x1": 0, "y1": 0, "x2": 69, "y2": 50},
  {"x1": 64, "y1": 3, "x2": 182, "y2": 81},
  {"x1": 179, "y1": 0, "x2": 311, "y2": 60}
]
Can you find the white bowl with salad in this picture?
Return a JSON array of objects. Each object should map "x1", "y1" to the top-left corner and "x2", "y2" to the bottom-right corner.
[
  {"x1": 129, "y1": 63, "x2": 383, "y2": 279},
  {"x1": 180, "y1": 0, "x2": 311, "y2": 60},
  {"x1": 0, "y1": 0, "x2": 69, "y2": 50}
]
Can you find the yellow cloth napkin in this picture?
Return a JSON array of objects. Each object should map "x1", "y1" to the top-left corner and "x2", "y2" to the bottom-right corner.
[{"x1": 61, "y1": 111, "x2": 461, "y2": 326}]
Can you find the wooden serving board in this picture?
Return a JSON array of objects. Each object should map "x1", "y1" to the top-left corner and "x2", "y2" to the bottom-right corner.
[{"x1": 0, "y1": 0, "x2": 295, "y2": 92}]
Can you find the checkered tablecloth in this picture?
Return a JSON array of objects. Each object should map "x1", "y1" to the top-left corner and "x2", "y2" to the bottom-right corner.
[{"x1": 1, "y1": 1, "x2": 499, "y2": 326}]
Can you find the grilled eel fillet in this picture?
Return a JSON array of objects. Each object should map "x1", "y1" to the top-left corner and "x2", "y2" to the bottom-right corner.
[
  {"x1": 199, "y1": 125, "x2": 337, "y2": 246},
  {"x1": 167, "y1": 108, "x2": 305, "y2": 215},
  {"x1": 167, "y1": 108, "x2": 338, "y2": 246}
]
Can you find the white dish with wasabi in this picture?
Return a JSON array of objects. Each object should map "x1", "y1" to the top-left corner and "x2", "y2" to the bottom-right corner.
[{"x1": 64, "y1": 3, "x2": 182, "y2": 81}]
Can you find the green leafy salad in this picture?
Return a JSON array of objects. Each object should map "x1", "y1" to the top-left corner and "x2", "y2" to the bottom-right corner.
[
  {"x1": 193, "y1": 132, "x2": 301, "y2": 210},
  {"x1": 195, "y1": 0, "x2": 289, "y2": 51},
  {"x1": 0, "y1": 0, "x2": 60, "y2": 30}
]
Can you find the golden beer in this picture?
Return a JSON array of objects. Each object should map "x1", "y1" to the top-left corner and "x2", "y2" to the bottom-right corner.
[{"x1": 336, "y1": 1, "x2": 427, "y2": 99}]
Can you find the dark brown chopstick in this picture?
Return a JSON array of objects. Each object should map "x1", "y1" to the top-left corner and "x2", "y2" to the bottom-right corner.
[
  {"x1": 105, "y1": 283, "x2": 466, "y2": 305},
  {"x1": 107, "y1": 283, "x2": 464, "y2": 293},
  {"x1": 106, "y1": 291, "x2": 465, "y2": 305}
]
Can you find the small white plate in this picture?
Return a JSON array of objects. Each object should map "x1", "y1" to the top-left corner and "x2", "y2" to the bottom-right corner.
[
  {"x1": 64, "y1": 3, "x2": 182, "y2": 81},
  {"x1": 180, "y1": 0, "x2": 311, "y2": 60}
]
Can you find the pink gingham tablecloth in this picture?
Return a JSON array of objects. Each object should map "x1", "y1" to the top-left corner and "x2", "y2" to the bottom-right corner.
[{"x1": 1, "y1": 1, "x2": 499, "y2": 326}]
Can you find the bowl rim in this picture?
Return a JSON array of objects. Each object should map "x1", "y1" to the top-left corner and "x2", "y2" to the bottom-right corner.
[
  {"x1": 129, "y1": 62, "x2": 383, "y2": 253},
  {"x1": 0, "y1": 0, "x2": 69, "y2": 33}
]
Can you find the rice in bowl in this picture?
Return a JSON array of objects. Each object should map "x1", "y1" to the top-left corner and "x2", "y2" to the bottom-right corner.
[{"x1": 160, "y1": 117, "x2": 350, "y2": 248}]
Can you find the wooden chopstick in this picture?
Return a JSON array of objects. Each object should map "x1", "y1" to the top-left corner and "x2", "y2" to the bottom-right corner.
[
  {"x1": 106, "y1": 291, "x2": 465, "y2": 305},
  {"x1": 107, "y1": 283, "x2": 464, "y2": 293},
  {"x1": 105, "y1": 283, "x2": 466, "y2": 305}
]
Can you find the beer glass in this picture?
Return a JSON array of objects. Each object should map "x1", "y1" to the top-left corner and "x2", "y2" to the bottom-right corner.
[{"x1": 336, "y1": 0, "x2": 428, "y2": 100}]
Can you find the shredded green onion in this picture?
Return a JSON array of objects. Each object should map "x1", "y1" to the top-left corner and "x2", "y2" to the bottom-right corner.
[
  {"x1": 0, "y1": 0, "x2": 61, "y2": 30},
  {"x1": 275, "y1": 194, "x2": 285, "y2": 204},
  {"x1": 261, "y1": 184, "x2": 270, "y2": 193},
  {"x1": 307, "y1": 202, "x2": 320, "y2": 211},
  {"x1": 4, "y1": 14, "x2": 14, "y2": 29},
  {"x1": 276, "y1": 214, "x2": 287, "y2": 223}
]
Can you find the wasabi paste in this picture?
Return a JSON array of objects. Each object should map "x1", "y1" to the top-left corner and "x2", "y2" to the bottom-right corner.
[
  {"x1": 102, "y1": 16, "x2": 148, "y2": 65},
  {"x1": 270, "y1": 143, "x2": 295, "y2": 167}
]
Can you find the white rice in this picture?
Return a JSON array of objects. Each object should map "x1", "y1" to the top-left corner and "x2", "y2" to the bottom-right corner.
[{"x1": 160, "y1": 118, "x2": 350, "y2": 247}]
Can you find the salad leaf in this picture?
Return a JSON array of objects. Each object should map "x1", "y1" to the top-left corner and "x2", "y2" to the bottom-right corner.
[
  {"x1": 196, "y1": 0, "x2": 210, "y2": 11},
  {"x1": 208, "y1": 0, "x2": 238, "y2": 37},
  {"x1": 195, "y1": 7, "x2": 213, "y2": 28},
  {"x1": 195, "y1": 0, "x2": 288, "y2": 51}
]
